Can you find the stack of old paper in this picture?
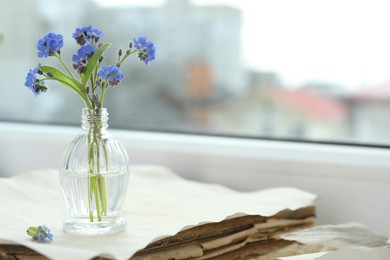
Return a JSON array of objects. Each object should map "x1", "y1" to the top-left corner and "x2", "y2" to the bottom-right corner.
[
  {"x1": 0, "y1": 166, "x2": 328, "y2": 259},
  {"x1": 132, "y1": 206, "x2": 330, "y2": 259}
]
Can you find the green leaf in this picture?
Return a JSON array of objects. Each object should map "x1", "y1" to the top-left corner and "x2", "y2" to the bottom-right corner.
[
  {"x1": 40, "y1": 65, "x2": 83, "y2": 94},
  {"x1": 81, "y1": 43, "x2": 111, "y2": 88}
]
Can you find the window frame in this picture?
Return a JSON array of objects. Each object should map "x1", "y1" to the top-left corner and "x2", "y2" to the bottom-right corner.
[{"x1": 1, "y1": 121, "x2": 389, "y2": 177}]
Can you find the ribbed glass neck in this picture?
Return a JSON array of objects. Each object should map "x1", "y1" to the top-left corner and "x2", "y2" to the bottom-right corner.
[{"x1": 81, "y1": 108, "x2": 109, "y2": 131}]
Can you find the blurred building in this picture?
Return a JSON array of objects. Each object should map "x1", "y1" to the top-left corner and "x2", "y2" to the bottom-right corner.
[
  {"x1": 206, "y1": 87, "x2": 349, "y2": 140},
  {"x1": 86, "y1": 0, "x2": 244, "y2": 129},
  {"x1": 350, "y1": 82, "x2": 390, "y2": 144},
  {"x1": 0, "y1": 0, "x2": 93, "y2": 124},
  {"x1": 0, "y1": 0, "x2": 244, "y2": 130},
  {"x1": 90, "y1": 0, "x2": 243, "y2": 94}
]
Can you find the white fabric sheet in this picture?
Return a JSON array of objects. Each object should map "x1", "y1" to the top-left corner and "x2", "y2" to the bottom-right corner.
[
  {"x1": 281, "y1": 223, "x2": 390, "y2": 260},
  {"x1": 279, "y1": 248, "x2": 390, "y2": 260},
  {"x1": 0, "y1": 165, "x2": 316, "y2": 260}
]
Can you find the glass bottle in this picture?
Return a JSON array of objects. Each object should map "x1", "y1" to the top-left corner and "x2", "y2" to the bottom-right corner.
[{"x1": 59, "y1": 108, "x2": 130, "y2": 235}]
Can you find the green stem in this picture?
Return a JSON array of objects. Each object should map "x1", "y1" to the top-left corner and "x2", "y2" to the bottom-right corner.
[
  {"x1": 117, "y1": 49, "x2": 140, "y2": 67},
  {"x1": 50, "y1": 57, "x2": 92, "y2": 108},
  {"x1": 98, "y1": 175, "x2": 107, "y2": 216},
  {"x1": 92, "y1": 128, "x2": 103, "y2": 222},
  {"x1": 54, "y1": 52, "x2": 77, "y2": 80},
  {"x1": 93, "y1": 62, "x2": 100, "y2": 92},
  {"x1": 42, "y1": 77, "x2": 80, "y2": 95},
  {"x1": 86, "y1": 112, "x2": 108, "y2": 222},
  {"x1": 100, "y1": 143, "x2": 109, "y2": 215},
  {"x1": 88, "y1": 176, "x2": 94, "y2": 222},
  {"x1": 87, "y1": 128, "x2": 94, "y2": 222},
  {"x1": 90, "y1": 77, "x2": 95, "y2": 94},
  {"x1": 91, "y1": 176, "x2": 102, "y2": 222},
  {"x1": 99, "y1": 80, "x2": 109, "y2": 106},
  {"x1": 83, "y1": 94, "x2": 93, "y2": 109},
  {"x1": 27, "y1": 227, "x2": 37, "y2": 237},
  {"x1": 41, "y1": 76, "x2": 92, "y2": 109}
]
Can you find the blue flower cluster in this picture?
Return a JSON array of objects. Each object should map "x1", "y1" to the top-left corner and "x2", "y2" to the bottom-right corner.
[
  {"x1": 37, "y1": 32, "x2": 63, "y2": 58},
  {"x1": 134, "y1": 36, "x2": 156, "y2": 65},
  {"x1": 24, "y1": 63, "x2": 47, "y2": 96},
  {"x1": 24, "y1": 25, "x2": 156, "y2": 108},
  {"x1": 98, "y1": 65, "x2": 124, "y2": 86},
  {"x1": 72, "y1": 26, "x2": 102, "y2": 73},
  {"x1": 27, "y1": 225, "x2": 53, "y2": 242},
  {"x1": 70, "y1": 25, "x2": 125, "y2": 85},
  {"x1": 72, "y1": 25, "x2": 104, "y2": 45},
  {"x1": 72, "y1": 44, "x2": 96, "y2": 72}
]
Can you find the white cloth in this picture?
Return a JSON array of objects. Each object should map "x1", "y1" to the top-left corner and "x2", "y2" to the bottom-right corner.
[
  {"x1": 280, "y1": 223, "x2": 390, "y2": 260},
  {"x1": 278, "y1": 248, "x2": 390, "y2": 260},
  {"x1": 281, "y1": 223, "x2": 388, "y2": 249},
  {"x1": 0, "y1": 165, "x2": 316, "y2": 260}
]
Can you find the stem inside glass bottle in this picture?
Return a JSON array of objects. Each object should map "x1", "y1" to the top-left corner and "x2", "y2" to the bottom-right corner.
[{"x1": 86, "y1": 108, "x2": 108, "y2": 222}]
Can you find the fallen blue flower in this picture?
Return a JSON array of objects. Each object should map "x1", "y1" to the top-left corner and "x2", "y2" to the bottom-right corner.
[{"x1": 27, "y1": 225, "x2": 53, "y2": 242}]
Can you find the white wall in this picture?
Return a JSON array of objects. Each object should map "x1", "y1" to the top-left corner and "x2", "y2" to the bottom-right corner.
[{"x1": 1, "y1": 122, "x2": 390, "y2": 236}]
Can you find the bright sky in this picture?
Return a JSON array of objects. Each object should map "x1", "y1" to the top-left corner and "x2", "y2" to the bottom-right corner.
[{"x1": 95, "y1": 0, "x2": 390, "y2": 89}]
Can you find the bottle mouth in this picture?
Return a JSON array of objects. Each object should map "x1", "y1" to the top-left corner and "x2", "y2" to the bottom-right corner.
[
  {"x1": 81, "y1": 108, "x2": 109, "y2": 129},
  {"x1": 82, "y1": 107, "x2": 108, "y2": 115}
]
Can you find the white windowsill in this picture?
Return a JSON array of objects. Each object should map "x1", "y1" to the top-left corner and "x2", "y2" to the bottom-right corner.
[
  {"x1": 1, "y1": 121, "x2": 389, "y2": 179},
  {"x1": 1, "y1": 121, "x2": 390, "y2": 235}
]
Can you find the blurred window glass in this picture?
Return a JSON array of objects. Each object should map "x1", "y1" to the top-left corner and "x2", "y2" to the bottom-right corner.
[{"x1": 1, "y1": 0, "x2": 390, "y2": 146}]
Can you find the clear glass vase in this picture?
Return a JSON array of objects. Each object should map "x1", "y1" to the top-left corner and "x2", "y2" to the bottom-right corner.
[{"x1": 59, "y1": 108, "x2": 130, "y2": 235}]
